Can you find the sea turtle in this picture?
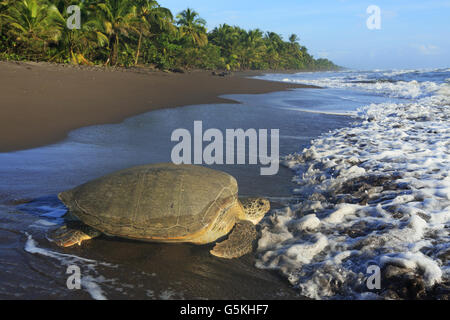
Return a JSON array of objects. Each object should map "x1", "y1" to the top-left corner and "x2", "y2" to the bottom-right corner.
[{"x1": 50, "y1": 163, "x2": 270, "y2": 259}]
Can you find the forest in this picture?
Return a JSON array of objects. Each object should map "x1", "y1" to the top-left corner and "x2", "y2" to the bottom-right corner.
[{"x1": 0, "y1": 0, "x2": 339, "y2": 71}]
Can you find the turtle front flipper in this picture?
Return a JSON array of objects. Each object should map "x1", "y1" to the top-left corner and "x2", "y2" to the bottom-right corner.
[
  {"x1": 49, "y1": 224, "x2": 101, "y2": 247},
  {"x1": 210, "y1": 220, "x2": 258, "y2": 259}
]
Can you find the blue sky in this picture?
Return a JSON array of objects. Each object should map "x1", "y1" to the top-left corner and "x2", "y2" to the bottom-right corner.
[{"x1": 159, "y1": 0, "x2": 450, "y2": 70}]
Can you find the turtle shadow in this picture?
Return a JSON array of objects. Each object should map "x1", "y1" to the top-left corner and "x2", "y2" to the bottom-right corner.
[{"x1": 86, "y1": 236, "x2": 303, "y2": 299}]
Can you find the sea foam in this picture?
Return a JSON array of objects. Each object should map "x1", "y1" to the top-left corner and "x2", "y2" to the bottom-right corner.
[
  {"x1": 256, "y1": 70, "x2": 450, "y2": 299},
  {"x1": 24, "y1": 233, "x2": 113, "y2": 300}
]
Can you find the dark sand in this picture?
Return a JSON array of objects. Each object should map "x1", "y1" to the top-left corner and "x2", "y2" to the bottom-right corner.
[
  {"x1": 0, "y1": 61, "x2": 352, "y2": 300},
  {"x1": 0, "y1": 61, "x2": 311, "y2": 153}
]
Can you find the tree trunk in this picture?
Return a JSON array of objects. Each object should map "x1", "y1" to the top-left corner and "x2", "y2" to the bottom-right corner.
[
  {"x1": 111, "y1": 34, "x2": 119, "y2": 65},
  {"x1": 134, "y1": 31, "x2": 142, "y2": 66}
]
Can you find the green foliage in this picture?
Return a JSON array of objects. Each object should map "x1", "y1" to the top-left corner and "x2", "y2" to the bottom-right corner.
[
  {"x1": 176, "y1": 8, "x2": 207, "y2": 47},
  {"x1": 0, "y1": 0, "x2": 340, "y2": 71}
]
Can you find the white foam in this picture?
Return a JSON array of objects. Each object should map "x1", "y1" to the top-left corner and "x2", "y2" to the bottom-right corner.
[
  {"x1": 282, "y1": 77, "x2": 443, "y2": 99},
  {"x1": 263, "y1": 70, "x2": 449, "y2": 100},
  {"x1": 159, "y1": 289, "x2": 178, "y2": 300},
  {"x1": 292, "y1": 214, "x2": 321, "y2": 231},
  {"x1": 25, "y1": 233, "x2": 98, "y2": 263},
  {"x1": 24, "y1": 233, "x2": 113, "y2": 300},
  {"x1": 322, "y1": 204, "x2": 361, "y2": 224},
  {"x1": 379, "y1": 252, "x2": 442, "y2": 285},
  {"x1": 256, "y1": 72, "x2": 450, "y2": 299},
  {"x1": 279, "y1": 106, "x2": 356, "y2": 116},
  {"x1": 82, "y1": 276, "x2": 108, "y2": 300}
]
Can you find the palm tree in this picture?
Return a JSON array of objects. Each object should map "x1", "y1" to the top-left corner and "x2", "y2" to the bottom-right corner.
[
  {"x1": 0, "y1": 0, "x2": 11, "y2": 16},
  {"x1": 50, "y1": 2, "x2": 109, "y2": 64},
  {"x1": 133, "y1": 0, "x2": 173, "y2": 65},
  {"x1": 209, "y1": 24, "x2": 240, "y2": 56},
  {"x1": 289, "y1": 34, "x2": 299, "y2": 44},
  {"x1": 240, "y1": 29, "x2": 264, "y2": 69},
  {"x1": 0, "y1": 0, "x2": 63, "y2": 58},
  {"x1": 0, "y1": 1, "x2": 337, "y2": 71},
  {"x1": 176, "y1": 8, "x2": 207, "y2": 47},
  {"x1": 0, "y1": 0, "x2": 10, "y2": 35},
  {"x1": 265, "y1": 32, "x2": 283, "y2": 50},
  {"x1": 96, "y1": 0, "x2": 138, "y2": 65}
]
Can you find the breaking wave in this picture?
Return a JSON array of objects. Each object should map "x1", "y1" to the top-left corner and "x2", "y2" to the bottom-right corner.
[{"x1": 256, "y1": 69, "x2": 450, "y2": 299}]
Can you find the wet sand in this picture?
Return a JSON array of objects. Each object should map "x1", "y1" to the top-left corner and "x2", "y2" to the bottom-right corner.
[
  {"x1": 1, "y1": 200, "x2": 305, "y2": 300},
  {"x1": 0, "y1": 62, "x2": 353, "y2": 300},
  {"x1": 0, "y1": 61, "x2": 312, "y2": 153}
]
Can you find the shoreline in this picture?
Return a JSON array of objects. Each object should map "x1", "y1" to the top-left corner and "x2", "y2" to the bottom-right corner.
[
  {"x1": 0, "y1": 61, "x2": 336, "y2": 300},
  {"x1": 0, "y1": 61, "x2": 316, "y2": 153},
  {"x1": 0, "y1": 61, "x2": 358, "y2": 300}
]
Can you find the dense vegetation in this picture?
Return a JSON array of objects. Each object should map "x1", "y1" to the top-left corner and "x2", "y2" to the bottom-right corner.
[{"x1": 0, "y1": 0, "x2": 339, "y2": 71}]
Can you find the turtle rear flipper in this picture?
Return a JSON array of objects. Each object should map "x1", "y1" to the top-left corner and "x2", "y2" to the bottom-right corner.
[
  {"x1": 210, "y1": 220, "x2": 258, "y2": 259},
  {"x1": 50, "y1": 224, "x2": 101, "y2": 247}
]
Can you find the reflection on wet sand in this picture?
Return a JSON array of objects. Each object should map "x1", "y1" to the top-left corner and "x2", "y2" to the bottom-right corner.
[{"x1": 0, "y1": 91, "x2": 352, "y2": 299}]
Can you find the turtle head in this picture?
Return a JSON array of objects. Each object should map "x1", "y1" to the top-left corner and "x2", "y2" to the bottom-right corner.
[{"x1": 240, "y1": 197, "x2": 270, "y2": 225}]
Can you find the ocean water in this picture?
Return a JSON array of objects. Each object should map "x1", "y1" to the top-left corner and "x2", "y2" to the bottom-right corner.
[
  {"x1": 0, "y1": 85, "x2": 351, "y2": 300},
  {"x1": 1, "y1": 69, "x2": 448, "y2": 300},
  {"x1": 255, "y1": 69, "x2": 450, "y2": 299}
]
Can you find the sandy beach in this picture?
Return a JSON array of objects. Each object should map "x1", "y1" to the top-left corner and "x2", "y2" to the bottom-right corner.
[
  {"x1": 3, "y1": 62, "x2": 447, "y2": 300},
  {"x1": 0, "y1": 60, "x2": 356, "y2": 300},
  {"x1": 0, "y1": 61, "x2": 312, "y2": 153},
  {"x1": 1, "y1": 0, "x2": 448, "y2": 303}
]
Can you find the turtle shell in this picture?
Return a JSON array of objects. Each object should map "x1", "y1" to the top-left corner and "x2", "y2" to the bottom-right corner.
[{"x1": 58, "y1": 164, "x2": 239, "y2": 242}]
